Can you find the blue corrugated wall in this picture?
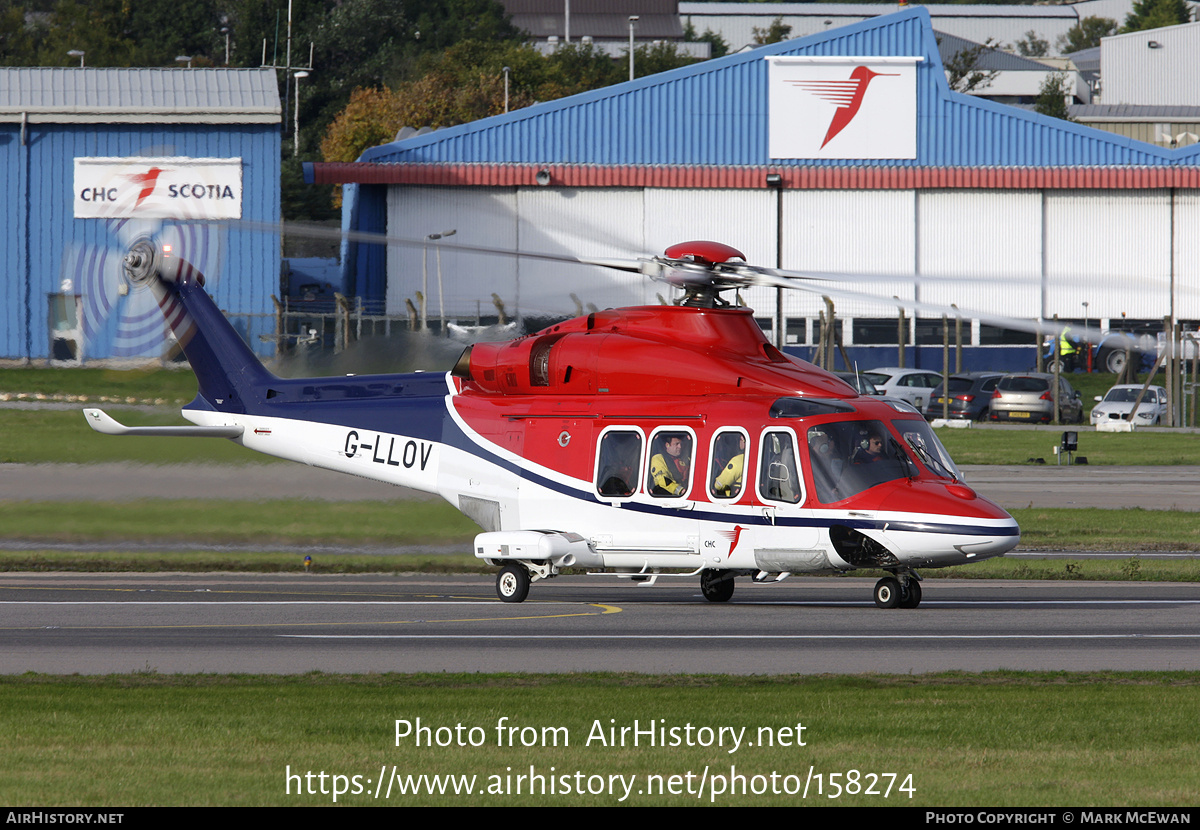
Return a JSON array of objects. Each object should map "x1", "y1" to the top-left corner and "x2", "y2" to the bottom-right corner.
[{"x1": 0, "y1": 121, "x2": 280, "y2": 360}]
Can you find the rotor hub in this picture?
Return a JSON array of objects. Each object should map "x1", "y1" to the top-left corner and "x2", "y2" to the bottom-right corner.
[{"x1": 123, "y1": 240, "x2": 158, "y2": 285}]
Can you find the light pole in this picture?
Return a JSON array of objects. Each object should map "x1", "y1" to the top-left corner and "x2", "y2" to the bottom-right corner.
[
  {"x1": 293, "y1": 70, "x2": 309, "y2": 156},
  {"x1": 175, "y1": 55, "x2": 193, "y2": 68},
  {"x1": 628, "y1": 16, "x2": 638, "y2": 81},
  {"x1": 1082, "y1": 301, "x2": 1091, "y2": 372},
  {"x1": 503, "y1": 66, "x2": 510, "y2": 113},
  {"x1": 67, "y1": 50, "x2": 85, "y2": 67},
  {"x1": 424, "y1": 230, "x2": 457, "y2": 334}
]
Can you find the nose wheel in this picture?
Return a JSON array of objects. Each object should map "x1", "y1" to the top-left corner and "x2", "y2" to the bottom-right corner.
[{"x1": 874, "y1": 574, "x2": 922, "y2": 609}]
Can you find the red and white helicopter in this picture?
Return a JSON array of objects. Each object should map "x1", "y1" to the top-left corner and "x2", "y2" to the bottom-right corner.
[{"x1": 84, "y1": 237, "x2": 1019, "y2": 608}]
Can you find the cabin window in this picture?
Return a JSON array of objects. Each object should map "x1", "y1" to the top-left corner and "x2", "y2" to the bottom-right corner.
[
  {"x1": 709, "y1": 430, "x2": 748, "y2": 500},
  {"x1": 646, "y1": 430, "x2": 694, "y2": 498},
  {"x1": 596, "y1": 430, "x2": 643, "y2": 498},
  {"x1": 758, "y1": 430, "x2": 802, "y2": 504}
]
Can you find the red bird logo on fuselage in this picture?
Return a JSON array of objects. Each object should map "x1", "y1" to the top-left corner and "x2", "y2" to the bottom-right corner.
[
  {"x1": 789, "y1": 66, "x2": 899, "y2": 149},
  {"x1": 716, "y1": 526, "x2": 745, "y2": 556}
]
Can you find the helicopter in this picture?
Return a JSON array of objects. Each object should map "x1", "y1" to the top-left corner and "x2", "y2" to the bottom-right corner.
[{"x1": 83, "y1": 236, "x2": 1020, "y2": 609}]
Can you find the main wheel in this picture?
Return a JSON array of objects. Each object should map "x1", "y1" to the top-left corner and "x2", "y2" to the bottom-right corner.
[
  {"x1": 898, "y1": 580, "x2": 922, "y2": 609},
  {"x1": 496, "y1": 564, "x2": 530, "y2": 603},
  {"x1": 700, "y1": 569, "x2": 735, "y2": 603},
  {"x1": 874, "y1": 576, "x2": 900, "y2": 609}
]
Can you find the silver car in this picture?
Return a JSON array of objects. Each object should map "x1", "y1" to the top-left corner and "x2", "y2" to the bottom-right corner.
[
  {"x1": 862, "y1": 368, "x2": 944, "y2": 410},
  {"x1": 989, "y1": 373, "x2": 1083, "y2": 424},
  {"x1": 1090, "y1": 385, "x2": 1168, "y2": 426}
]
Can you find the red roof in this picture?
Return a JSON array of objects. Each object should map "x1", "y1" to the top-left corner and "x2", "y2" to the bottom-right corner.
[{"x1": 309, "y1": 162, "x2": 1200, "y2": 189}]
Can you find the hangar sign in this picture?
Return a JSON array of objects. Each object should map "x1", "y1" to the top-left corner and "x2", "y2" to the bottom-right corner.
[
  {"x1": 73, "y1": 157, "x2": 243, "y2": 219},
  {"x1": 767, "y1": 57, "x2": 920, "y2": 160}
]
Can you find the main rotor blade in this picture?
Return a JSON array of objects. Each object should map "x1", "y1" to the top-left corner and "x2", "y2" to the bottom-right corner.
[
  {"x1": 236, "y1": 219, "x2": 645, "y2": 273},
  {"x1": 765, "y1": 273, "x2": 1106, "y2": 343}
]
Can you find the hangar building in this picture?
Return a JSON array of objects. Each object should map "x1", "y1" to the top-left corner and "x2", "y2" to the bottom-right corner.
[
  {"x1": 307, "y1": 7, "x2": 1200, "y2": 371},
  {"x1": 0, "y1": 68, "x2": 281, "y2": 363}
]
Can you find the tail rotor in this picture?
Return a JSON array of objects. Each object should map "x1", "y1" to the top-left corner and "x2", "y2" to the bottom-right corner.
[{"x1": 71, "y1": 219, "x2": 223, "y2": 359}]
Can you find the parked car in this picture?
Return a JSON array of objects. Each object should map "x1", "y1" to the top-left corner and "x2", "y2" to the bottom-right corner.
[
  {"x1": 1090, "y1": 385, "x2": 1168, "y2": 426},
  {"x1": 833, "y1": 371, "x2": 882, "y2": 396},
  {"x1": 989, "y1": 373, "x2": 1084, "y2": 424},
  {"x1": 923, "y1": 372, "x2": 1004, "y2": 422},
  {"x1": 862, "y1": 368, "x2": 944, "y2": 410}
]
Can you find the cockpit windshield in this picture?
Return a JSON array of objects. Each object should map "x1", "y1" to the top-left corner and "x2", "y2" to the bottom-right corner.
[
  {"x1": 807, "y1": 418, "x2": 960, "y2": 504},
  {"x1": 896, "y1": 419, "x2": 961, "y2": 482}
]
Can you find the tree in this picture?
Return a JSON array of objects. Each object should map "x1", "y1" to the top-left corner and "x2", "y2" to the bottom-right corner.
[
  {"x1": 1034, "y1": 72, "x2": 1075, "y2": 122},
  {"x1": 320, "y1": 87, "x2": 408, "y2": 165},
  {"x1": 943, "y1": 38, "x2": 1001, "y2": 94},
  {"x1": 684, "y1": 19, "x2": 729, "y2": 59},
  {"x1": 1056, "y1": 17, "x2": 1119, "y2": 54},
  {"x1": 1122, "y1": 0, "x2": 1192, "y2": 33},
  {"x1": 294, "y1": 0, "x2": 522, "y2": 159},
  {"x1": 1015, "y1": 30, "x2": 1049, "y2": 58},
  {"x1": 631, "y1": 41, "x2": 698, "y2": 78},
  {"x1": 541, "y1": 42, "x2": 622, "y2": 96},
  {"x1": 752, "y1": 17, "x2": 791, "y2": 46}
]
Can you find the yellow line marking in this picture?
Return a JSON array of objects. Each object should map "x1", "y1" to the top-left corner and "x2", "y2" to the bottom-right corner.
[{"x1": 2, "y1": 599, "x2": 623, "y2": 631}]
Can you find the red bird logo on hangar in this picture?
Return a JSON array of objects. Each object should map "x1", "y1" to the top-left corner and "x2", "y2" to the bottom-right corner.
[
  {"x1": 788, "y1": 66, "x2": 899, "y2": 148},
  {"x1": 125, "y1": 166, "x2": 166, "y2": 209}
]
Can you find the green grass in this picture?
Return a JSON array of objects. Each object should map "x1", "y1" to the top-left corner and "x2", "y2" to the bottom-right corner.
[
  {"x1": 939, "y1": 428, "x2": 1200, "y2": 465},
  {"x1": 1011, "y1": 507, "x2": 1200, "y2": 551},
  {"x1": 2, "y1": 672, "x2": 1198, "y2": 806},
  {"x1": 0, "y1": 499, "x2": 478, "y2": 545},
  {"x1": 0, "y1": 409, "x2": 269, "y2": 464},
  {"x1": 0, "y1": 550, "x2": 484, "y2": 573},
  {"x1": 0, "y1": 366, "x2": 198, "y2": 404}
]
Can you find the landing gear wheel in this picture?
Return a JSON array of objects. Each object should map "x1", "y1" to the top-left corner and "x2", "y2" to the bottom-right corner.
[
  {"x1": 496, "y1": 564, "x2": 530, "y2": 603},
  {"x1": 700, "y1": 569, "x2": 735, "y2": 603},
  {"x1": 874, "y1": 576, "x2": 901, "y2": 609},
  {"x1": 898, "y1": 580, "x2": 922, "y2": 609}
]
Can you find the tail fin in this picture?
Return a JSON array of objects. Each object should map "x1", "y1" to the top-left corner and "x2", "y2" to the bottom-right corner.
[{"x1": 139, "y1": 245, "x2": 276, "y2": 413}]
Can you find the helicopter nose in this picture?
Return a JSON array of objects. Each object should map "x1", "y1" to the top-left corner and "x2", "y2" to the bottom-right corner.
[
  {"x1": 956, "y1": 524, "x2": 1021, "y2": 559},
  {"x1": 873, "y1": 481, "x2": 1020, "y2": 566}
]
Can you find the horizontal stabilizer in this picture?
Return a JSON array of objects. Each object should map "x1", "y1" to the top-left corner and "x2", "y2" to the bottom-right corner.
[{"x1": 83, "y1": 408, "x2": 244, "y2": 438}]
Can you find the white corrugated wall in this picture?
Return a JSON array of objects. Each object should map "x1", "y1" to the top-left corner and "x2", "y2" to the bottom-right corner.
[{"x1": 386, "y1": 184, "x2": 1200, "y2": 336}]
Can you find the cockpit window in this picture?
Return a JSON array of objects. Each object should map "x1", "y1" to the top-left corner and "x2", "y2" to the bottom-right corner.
[{"x1": 807, "y1": 420, "x2": 915, "y2": 504}]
